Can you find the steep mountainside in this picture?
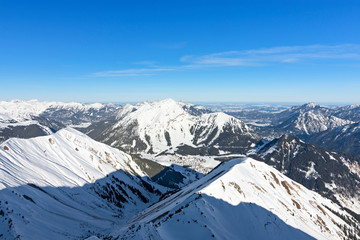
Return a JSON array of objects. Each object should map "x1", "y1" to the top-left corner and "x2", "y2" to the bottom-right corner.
[
  {"x1": 254, "y1": 135, "x2": 360, "y2": 213},
  {"x1": 117, "y1": 158, "x2": 359, "y2": 240},
  {"x1": 272, "y1": 103, "x2": 351, "y2": 135},
  {"x1": 83, "y1": 99, "x2": 260, "y2": 155},
  {"x1": 277, "y1": 111, "x2": 352, "y2": 135},
  {"x1": 0, "y1": 128, "x2": 167, "y2": 239},
  {"x1": 250, "y1": 102, "x2": 353, "y2": 139},
  {"x1": 306, "y1": 122, "x2": 360, "y2": 158},
  {"x1": 334, "y1": 104, "x2": 360, "y2": 122}
]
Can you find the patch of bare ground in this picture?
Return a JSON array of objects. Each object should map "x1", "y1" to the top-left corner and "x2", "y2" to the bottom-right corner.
[
  {"x1": 270, "y1": 171, "x2": 280, "y2": 185},
  {"x1": 250, "y1": 162, "x2": 256, "y2": 169},
  {"x1": 249, "y1": 182, "x2": 267, "y2": 193},
  {"x1": 317, "y1": 204, "x2": 327, "y2": 216},
  {"x1": 269, "y1": 182, "x2": 276, "y2": 189},
  {"x1": 281, "y1": 180, "x2": 298, "y2": 196},
  {"x1": 229, "y1": 182, "x2": 245, "y2": 198},
  {"x1": 279, "y1": 200, "x2": 294, "y2": 216},
  {"x1": 316, "y1": 214, "x2": 330, "y2": 233},
  {"x1": 291, "y1": 181, "x2": 304, "y2": 192},
  {"x1": 221, "y1": 180, "x2": 225, "y2": 191},
  {"x1": 291, "y1": 199, "x2": 301, "y2": 210}
]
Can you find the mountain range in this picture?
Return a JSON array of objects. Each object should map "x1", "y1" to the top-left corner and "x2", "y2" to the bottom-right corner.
[
  {"x1": 1, "y1": 99, "x2": 360, "y2": 239},
  {"x1": 0, "y1": 99, "x2": 121, "y2": 144},
  {"x1": 82, "y1": 99, "x2": 260, "y2": 155}
]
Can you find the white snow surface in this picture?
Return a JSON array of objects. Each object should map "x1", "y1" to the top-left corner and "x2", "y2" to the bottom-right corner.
[
  {"x1": 0, "y1": 128, "x2": 165, "y2": 239},
  {"x1": 0, "y1": 128, "x2": 146, "y2": 189},
  {"x1": 113, "y1": 99, "x2": 256, "y2": 153},
  {"x1": 118, "y1": 158, "x2": 356, "y2": 240},
  {"x1": 294, "y1": 111, "x2": 353, "y2": 134},
  {"x1": 0, "y1": 99, "x2": 107, "y2": 122}
]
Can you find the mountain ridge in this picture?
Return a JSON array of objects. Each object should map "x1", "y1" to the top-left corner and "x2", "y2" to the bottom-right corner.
[{"x1": 83, "y1": 99, "x2": 260, "y2": 155}]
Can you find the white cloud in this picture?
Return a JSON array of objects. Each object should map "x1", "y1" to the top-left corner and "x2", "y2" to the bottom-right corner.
[
  {"x1": 93, "y1": 68, "x2": 178, "y2": 77},
  {"x1": 182, "y1": 44, "x2": 360, "y2": 67},
  {"x1": 94, "y1": 44, "x2": 360, "y2": 77}
]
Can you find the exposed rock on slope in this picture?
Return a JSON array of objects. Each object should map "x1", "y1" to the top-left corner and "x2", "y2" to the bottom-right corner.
[
  {"x1": 254, "y1": 135, "x2": 360, "y2": 214},
  {"x1": 117, "y1": 158, "x2": 359, "y2": 240},
  {"x1": 306, "y1": 122, "x2": 360, "y2": 158}
]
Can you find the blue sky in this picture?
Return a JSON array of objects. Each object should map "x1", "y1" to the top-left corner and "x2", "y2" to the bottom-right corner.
[{"x1": 1, "y1": 0, "x2": 360, "y2": 103}]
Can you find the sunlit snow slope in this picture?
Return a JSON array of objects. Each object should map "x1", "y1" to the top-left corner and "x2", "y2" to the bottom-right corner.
[
  {"x1": 0, "y1": 128, "x2": 165, "y2": 240},
  {"x1": 118, "y1": 158, "x2": 359, "y2": 240}
]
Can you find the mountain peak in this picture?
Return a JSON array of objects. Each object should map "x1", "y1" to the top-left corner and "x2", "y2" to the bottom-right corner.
[
  {"x1": 303, "y1": 102, "x2": 318, "y2": 108},
  {"x1": 93, "y1": 99, "x2": 257, "y2": 154},
  {"x1": 157, "y1": 98, "x2": 178, "y2": 104}
]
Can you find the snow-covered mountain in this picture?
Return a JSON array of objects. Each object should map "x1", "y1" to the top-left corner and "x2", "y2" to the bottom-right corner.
[
  {"x1": 83, "y1": 99, "x2": 260, "y2": 155},
  {"x1": 117, "y1": 158, "x2": 359, "y2": 240},
  {"x1": 0, "y1": 99, "x2": 122, "y2": 144},
  {"x1": 0, "y1": 128, "x2": 168, "y2": 239},
  {"x1": 274, "y1": 103, "x2": 352, "y2": 135},
  {"x1": 253, "y1": 135, "x2": 360, "y2": 214},
  {"x1": 0, "y1": 99, "x2": 121, "y2": 125},
  {"x1": 250, "y1": 102, "x2": 354, "y2": 139},
  {"x1": 334, "y1": 104, "x2": 360, "y2": 122},
  {"x1": 307, "y1": 122, "x2": 360, "y2": 158}
]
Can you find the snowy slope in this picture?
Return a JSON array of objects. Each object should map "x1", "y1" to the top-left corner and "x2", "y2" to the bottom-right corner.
[
  {"x1": 0, "y1": 99, "x2": 121, "y2": 126},
  {"x1": 307, "y1": 122, "x2": 360, "y2": 158},
  {"x1": 0, "y1": 100, "x2": 56, "y2": 140},
  {"x1": 251, "y1": 102, "x2": 354, "y2": 139},
  {"x1": 117, "y1": 158, "x2": 359, "y2": 240},
  {"x1": 0, "y1": 128, "x2": 166, "y2": 239},
  {"x1": 292, "y1": 112, "x2": 352, "y2": 135},
  {"x1": 275, "y1": 103, "x2": 352, "y2": 135},
  {"x1": 255, "y1": 135, "x2": 360, "y2": 214},
  {"x1": 0, "y1": 99, "x2": 112, "y2": 121},
  {"x1": 0, "y1": 99, "x2": 121, "y2": 144},
  {"x1": 84, "y1": 99, "x2": 259, "y2": 155},
  {"x1": 0, "y1": 99, "x2": 53, "y2": 122},
  {"x1": 115, "y1": 99, "x2": 196, "y2": 152},
  {"x1": 334, "y1": 104, "x2": 360, "y2": 122}
]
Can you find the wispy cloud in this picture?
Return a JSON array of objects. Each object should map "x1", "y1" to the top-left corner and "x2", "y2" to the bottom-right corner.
[
  {"x1": 93, "y1": 68, "x2": 178, "y2": 77},
  {"x1": 93, "y1": 44, "x2": 360, "y2": 77},
  {"x1": 132, "y1": 61, "x2": 159, "y2": 67},
  {"x1": 181, "y1": 44, "x2": 360, "y2": 67}
]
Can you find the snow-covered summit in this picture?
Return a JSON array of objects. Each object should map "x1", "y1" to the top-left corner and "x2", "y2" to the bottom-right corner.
[
  {"x1": 85, "y1": 99, "x2": 259, "y2": 154},
  {"x1": 302, "y1": 102, "x2": 318, "y2": 109}
]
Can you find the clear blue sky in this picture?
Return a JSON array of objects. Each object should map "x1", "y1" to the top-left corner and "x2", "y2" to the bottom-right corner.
[{"x1": 1, "y1": 0, "x2": 360, "y2": 103}]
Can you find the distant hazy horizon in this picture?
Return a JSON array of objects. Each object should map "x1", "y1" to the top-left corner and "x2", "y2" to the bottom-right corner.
[{"x1": 1, "y1": 98, "x2": 358, "y2": 107}]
